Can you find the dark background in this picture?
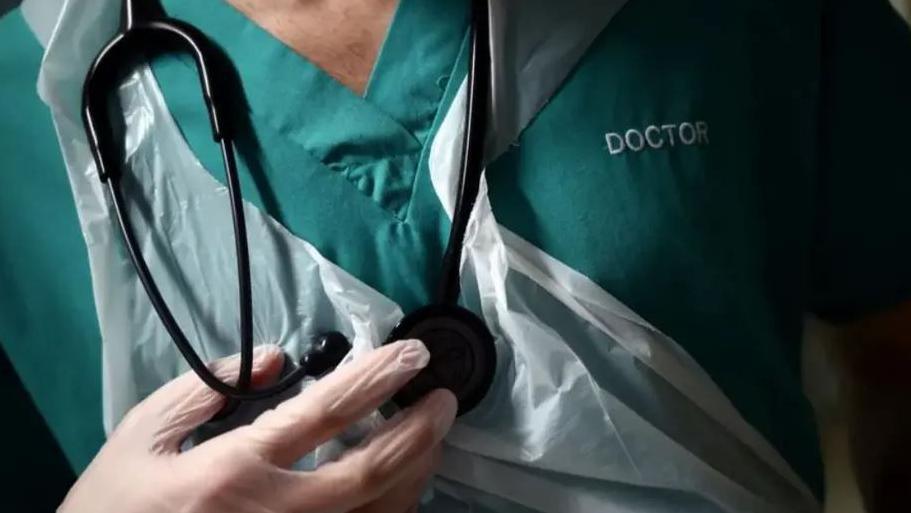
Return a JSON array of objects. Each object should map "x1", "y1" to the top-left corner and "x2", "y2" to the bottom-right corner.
[
  {"x1": 0, "y1": 0, "x2": 19, "y2": 17},
  {"x1": 1, "y1": 348, "x2": 76, "y2": 512}
]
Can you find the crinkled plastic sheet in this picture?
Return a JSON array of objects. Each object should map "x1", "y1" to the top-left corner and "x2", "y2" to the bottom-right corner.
[{"x1": 24, "y1": 0, "x2": 820, "y2": 511}]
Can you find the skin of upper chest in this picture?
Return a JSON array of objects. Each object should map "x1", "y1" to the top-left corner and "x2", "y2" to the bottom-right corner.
[{"x1": 226, "y1": 0, "x2": 399, "y2": 94}]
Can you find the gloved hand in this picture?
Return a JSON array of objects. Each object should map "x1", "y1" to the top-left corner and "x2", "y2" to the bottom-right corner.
[{"x1": 59, "y1": 339, "x2": 457, "y2": 513}]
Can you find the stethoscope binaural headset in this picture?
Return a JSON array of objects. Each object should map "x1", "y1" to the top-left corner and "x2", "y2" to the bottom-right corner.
[{"x1": 82, "y1": 0, "x2": 496, "y2": 416}]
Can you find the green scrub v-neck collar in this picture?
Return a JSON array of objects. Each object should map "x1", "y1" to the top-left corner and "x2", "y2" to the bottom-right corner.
[
  {"x1": 364, "y1": 0, "x2": 470, "y2": 144},
  {"x1": 161, "y1": 0, "x2": 469, "y2": 220},
  {"x1": 151, "y1": 0, "x2": 471, "y2": 311}
]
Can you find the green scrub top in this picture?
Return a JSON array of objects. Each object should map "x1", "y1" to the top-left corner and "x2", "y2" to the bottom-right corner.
[{"x1": 3, "y1": 0, "x2": 911, "y2": 503}]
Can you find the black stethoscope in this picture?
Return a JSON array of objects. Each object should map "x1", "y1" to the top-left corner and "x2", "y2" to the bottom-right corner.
[{"x1": 82, "y1": 0, "x2": 496, "y2": 416}]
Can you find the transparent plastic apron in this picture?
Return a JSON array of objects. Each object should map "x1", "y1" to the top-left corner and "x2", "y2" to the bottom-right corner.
[{"x1": 23, "y1": 0, "x2": 819, "y2": 511}]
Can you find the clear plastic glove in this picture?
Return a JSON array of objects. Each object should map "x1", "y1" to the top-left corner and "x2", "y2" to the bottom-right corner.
[{"x1": 59, "y1": 339, "x2": 457, "y2": 513}]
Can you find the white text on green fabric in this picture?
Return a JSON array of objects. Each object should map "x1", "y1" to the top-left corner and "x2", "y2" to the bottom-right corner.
[{"x1": 605, "y1": 121, "x2": 709, "y2": 155}]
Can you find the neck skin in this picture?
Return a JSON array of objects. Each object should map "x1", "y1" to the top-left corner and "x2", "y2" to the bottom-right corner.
[{"x1": 226, "y1": 0, "x2": 399, "y2": 95}]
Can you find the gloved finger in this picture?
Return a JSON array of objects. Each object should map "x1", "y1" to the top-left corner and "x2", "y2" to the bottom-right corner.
[
  {"x1": 278, "y1": 388, "x2": 457, "y2": 512},
  {"x1": 240, "y1": 339, "x2": 432, "y2": 466},
  {"x1": 349, "y1": 444, "x2": 442, "y2": 513},
  {"x1": 117, "y1": 345, "x2": 286, "y2": 454}
]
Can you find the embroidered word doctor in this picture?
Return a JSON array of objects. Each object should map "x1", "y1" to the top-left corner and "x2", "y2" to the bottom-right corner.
[{"x1": 606, "y1": 121, "x2": 709, "y2": 155}]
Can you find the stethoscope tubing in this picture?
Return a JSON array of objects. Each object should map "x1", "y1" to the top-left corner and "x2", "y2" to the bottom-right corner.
[
  {"x1": 436, "y1": 0, "x2": 490, "y2": 306},
  {"x1": 105, "y1": 139, "x2": 312, "y2": 400},
  {"x1": 95, "y1": 0, "x2": 491, "y2": 402}
]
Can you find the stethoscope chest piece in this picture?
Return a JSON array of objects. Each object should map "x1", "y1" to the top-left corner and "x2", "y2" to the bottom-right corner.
[{"x1": 384, "y1": 304, "x2": 496, "y2": 416}]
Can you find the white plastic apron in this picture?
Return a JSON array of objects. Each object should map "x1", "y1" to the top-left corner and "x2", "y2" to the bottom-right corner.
[{"x1": 22, "y1": 0, "x2": 820, "y2": 511}]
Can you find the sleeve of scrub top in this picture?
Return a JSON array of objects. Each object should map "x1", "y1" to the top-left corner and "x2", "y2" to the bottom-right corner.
[{"x1": 809, "y1": 0, "x2": 911, "y2": 321}]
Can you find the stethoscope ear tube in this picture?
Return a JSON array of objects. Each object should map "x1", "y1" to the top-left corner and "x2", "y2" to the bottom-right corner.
[
  {"x1": 435, "y1": 0, "x2": 491, "y2": 307},
  {"x1": 104, "y1": 142, "x2": 344, "y2": 401},
  {"x1": 83, "y1": 5, "x2": 350, "y2": 402}
]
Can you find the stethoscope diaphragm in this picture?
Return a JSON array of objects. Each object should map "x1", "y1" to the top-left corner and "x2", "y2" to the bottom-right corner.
[{"x1": 384, "y1": 304, "x2": 496, "y2": 416}]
